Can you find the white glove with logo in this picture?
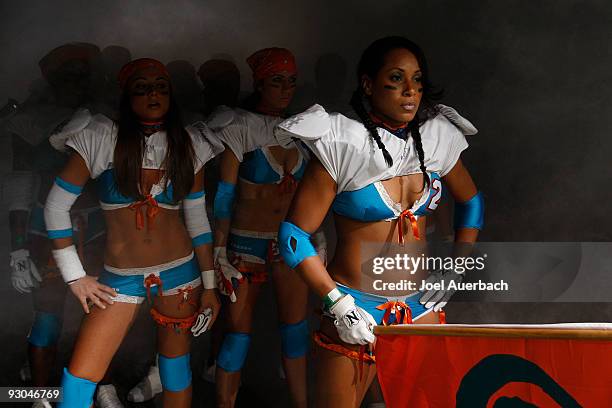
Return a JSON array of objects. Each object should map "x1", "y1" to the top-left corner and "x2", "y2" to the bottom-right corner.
[
  {"x1": 10, "y1": 249, "x2": 42, "y2": 294},
  {"x1": 329, "y1": 294, "x2": 376, "y2": 345},
  {"x1": 214, "y1": 246, "x2": 243, "y2": 303},
  {"x1": 419, "y1": 268, "x2": 463, "y2": 312}
]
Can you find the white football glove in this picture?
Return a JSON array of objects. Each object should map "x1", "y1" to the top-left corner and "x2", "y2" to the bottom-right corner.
[
  {"x1": 419, "y1": 268, "x2": 463, "y2": 312},
  {"x1": 10, "y1": 249, "x2": 42, "y2": 294},
  {"x1": 214, "y1": 246, "x2": 243, "y2": 303},
  {"x1": 329, "y1": 294, "x2": 376, "y2": 345}
]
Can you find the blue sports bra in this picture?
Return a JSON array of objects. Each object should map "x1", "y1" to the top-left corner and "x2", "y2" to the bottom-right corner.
[
  {"x1": 239, "y1": 147, "x2": 307, "y2": 185},
  {"x1": 96, "y1": 169, "x2": 178, "y2": 208},
  {"x1": 332, "y1": 172, "x2": 443, "y2": 241}
]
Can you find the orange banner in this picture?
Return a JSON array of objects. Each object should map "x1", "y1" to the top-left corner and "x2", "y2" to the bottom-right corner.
[{"x1": 375, "y1": 324, "x2": 612, "y2": 407}]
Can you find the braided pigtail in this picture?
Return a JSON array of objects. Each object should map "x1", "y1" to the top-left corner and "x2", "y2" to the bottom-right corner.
[
  {"x1": 409, "y1": 120, "x2": 430, "y2": 190},
  {"x1": 350, "y1": 89, "x2": 393, "y2": 167}
]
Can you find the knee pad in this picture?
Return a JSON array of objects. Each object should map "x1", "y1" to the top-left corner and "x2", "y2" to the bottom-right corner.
[
  {"x1": 28, "y1": 311, "x2": 62, "y2": 347},
  {"x1": 217, "y1": 333, "x2": 251, "y2": 372},
  {"x1": 280, "y1": 319, "x2": 309, "y2": 359},
  {"x1": 57, "y1": 367, "x2": 97, "y2": 408},
  {"x1": 158, "y1": 353, "x2": 192, "y2": 392}
]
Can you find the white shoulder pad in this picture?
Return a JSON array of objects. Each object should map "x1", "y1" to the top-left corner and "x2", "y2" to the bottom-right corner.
[
  {"x1": 65, "y1": 114, "x2": 116, "y2": 178},
  {"x1": 206, "y1": 105, "x2": 236, "y2": 130},
  {"x1": 435, "y1": 104, "x2": 478, "y2": 136},
  {"x1": 4, "y1": 105, "x2": 74, "y2": 146},
  {"x1": 275, "y1": 104, "x2": 331, "y2": 148},
  {"x1": 49, "y1": 108, "x2": 92, "y2": 152},
  {"x1": 185, "y1": 121, "x2": 226, "y2": 172},
  {"x1": 419, "y1": 111, "x2": 469, "y2": 177},
  {"x1": 214, "y1": 109, "x2": 281, "y2": 162},
  {"x1": 292, "y1": 110, "x2": 399, "y2": 193}
]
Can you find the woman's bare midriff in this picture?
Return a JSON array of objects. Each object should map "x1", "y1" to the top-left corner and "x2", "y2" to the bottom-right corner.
[
  {"x1": 328, "y1": 173, "x2": 432, "y2": 297},
  {"x1": 103, "y1": 207, "x2": 192, "y2": 268},
  {"x1": 232, "y1": 145, "x2": 301, "y2": 232},
  {"x1": 232, "y1": 180, "x2": 295, "y2": 231}
]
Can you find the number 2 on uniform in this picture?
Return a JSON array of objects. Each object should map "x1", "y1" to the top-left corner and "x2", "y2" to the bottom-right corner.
[{"x1": 427, "y1": 179, "x2": 443, "y2": 211}]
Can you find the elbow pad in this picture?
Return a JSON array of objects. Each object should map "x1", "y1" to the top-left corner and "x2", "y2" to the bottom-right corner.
[
  {"x1": 278, "y1": 221, "x2": 318, "y2": 269},
  {"x1": 183, "y1": 190, "x2": 212, "y2": 247},
  {"x1": 213, "y1": 181, "x2": 236, "y2": 219},
  {"x1": 44, "y1": 177, "x2": 82, "y2": 239},
  {"x1": 454, "y1": 191, "x2": 484, "y2": 230}
]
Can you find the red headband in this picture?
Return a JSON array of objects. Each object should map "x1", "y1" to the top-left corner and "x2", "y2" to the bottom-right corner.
[
  {"x1": 246, "y1": 48, "x2": 297, "y2": 82},
  {"x1": 118, "y1": 58, "x2": 169, "y2": 89}
]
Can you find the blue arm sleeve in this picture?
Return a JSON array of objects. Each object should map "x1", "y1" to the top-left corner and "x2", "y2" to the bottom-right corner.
[
  {"x1": 213, "y1": 181, "x2": 236, "y2": 219},
  {"x1": 454, "y1": 191, "x2": 484, "y2": 230}
]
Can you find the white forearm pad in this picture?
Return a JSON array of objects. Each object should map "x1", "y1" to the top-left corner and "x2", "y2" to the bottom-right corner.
[
  {"x1": 44, "y1": 178, "x2": 81, "y2": 239},
  {"x1": 201, "y1": 269, "x2": 216, "y2": 289},
  {"x1": 2, "y1": 171, "x2": 40, "y2": 211},
  {"x1": 52, "y1": 245, "x2": 86, "y2": 283},
  {"x1": 183, "y1": 191, "x2": 212, "y2": 247}
]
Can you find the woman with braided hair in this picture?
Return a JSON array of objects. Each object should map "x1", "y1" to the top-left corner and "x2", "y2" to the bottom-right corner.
[
  {"x1": 275, "y1": 36, "x2": 484, "y2": 406},
  {"x1": 45, "y1": 58, "x2": 223, "y2": 408}
]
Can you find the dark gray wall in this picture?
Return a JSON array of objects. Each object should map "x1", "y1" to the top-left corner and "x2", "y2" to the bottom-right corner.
[{"x1": 2, "y1": 0, "x2": 611, "y2": 240}]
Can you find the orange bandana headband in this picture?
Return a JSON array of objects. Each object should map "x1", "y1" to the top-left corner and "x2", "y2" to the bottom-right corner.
[
  {"x1": 246, "y1": 48, "x2": 297, "y2": 82},
  {"x1": 118, "y1": 58, "x2": 169, "y2": 89}
]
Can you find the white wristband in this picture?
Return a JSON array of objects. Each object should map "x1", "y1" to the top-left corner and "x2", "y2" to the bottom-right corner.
[
  {"x1": 52, "y1": 245, "x2": 86, "y2": 283},
  {"x1": 201, "y1": 269, "x2": 216, "y2": 289}
]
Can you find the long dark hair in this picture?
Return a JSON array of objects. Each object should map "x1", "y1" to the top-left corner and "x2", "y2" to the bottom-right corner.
[
  {"x1": 350, "y1": 36, "x2": 443, "y2": 187},
  {"x1": 113, "y1": 86, "x2": 195, "y2": 203}
]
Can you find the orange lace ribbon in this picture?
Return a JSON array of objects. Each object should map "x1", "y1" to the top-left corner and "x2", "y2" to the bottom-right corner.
[
  {"x1": 177, "y1": 285, "x2": 197, "y2": 309},
  {"x1": 279, "y1": 173, "x2": 297, "y2": 194},
  {"x1": 144, "y1": 273, "x2": 163, "y2": 302},
  {"x1": 376, "y1": 301, "x2": 413, "y2": 326},
  {"x1": 398, "y1": 209, "x2": 420, "y2": 244},
  {"x1": 150, "y1": 308, "x2": 198, "y2": 333},
  {"x1": 129, "y1": 194, "x2": 160, "y2": 230},
  {"x1": 313, "y1": 331, "x2": 375, "y2": 380}
]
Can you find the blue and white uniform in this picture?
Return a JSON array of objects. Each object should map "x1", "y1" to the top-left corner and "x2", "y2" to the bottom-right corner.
[
  {"x1": 52, "y1": 112, "x2": 224, "y2": 303},
  {"x1": 214, "y1": 108, "x2": 308, "y2": 279},
  {"x1": 276, "y1": 103, "x2": 477, "y2": 323}
]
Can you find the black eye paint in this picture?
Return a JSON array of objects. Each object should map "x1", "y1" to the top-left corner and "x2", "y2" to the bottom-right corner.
[
  {"x1": 131, "y1": 82, "x2": 169, "y2": 96},
  {"x1": 384, "y1": 85, "x2": 398, "y2": 90}
]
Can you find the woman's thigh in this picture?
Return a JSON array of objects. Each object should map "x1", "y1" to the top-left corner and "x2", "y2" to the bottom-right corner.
[
  {"x1": 224, "y1": 279, "x2": 263, "y2": 333},
  {"x1": 315, "y1": 318, "x2": 377, "y2": 407},
  {"x1": 69, "y1": 301, "x2": 140, "y2": 381},
  {"x1": 271, "y1": 261, "x2": 309, "y2": 324},
  {"x1": 154, "y1": 286, "x2": 203, "y2": 357}
]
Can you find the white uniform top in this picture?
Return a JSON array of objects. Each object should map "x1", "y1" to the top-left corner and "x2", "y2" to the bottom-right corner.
[
  {"x1": 62, "y1": 112, "x2": 224, "y2": 179},
  {"x1": 212, "y1": 107, "x2": 297, "y2": 162},
  {"x1": 275, "y1": 104, "x2": 476, "y2": 193}
]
